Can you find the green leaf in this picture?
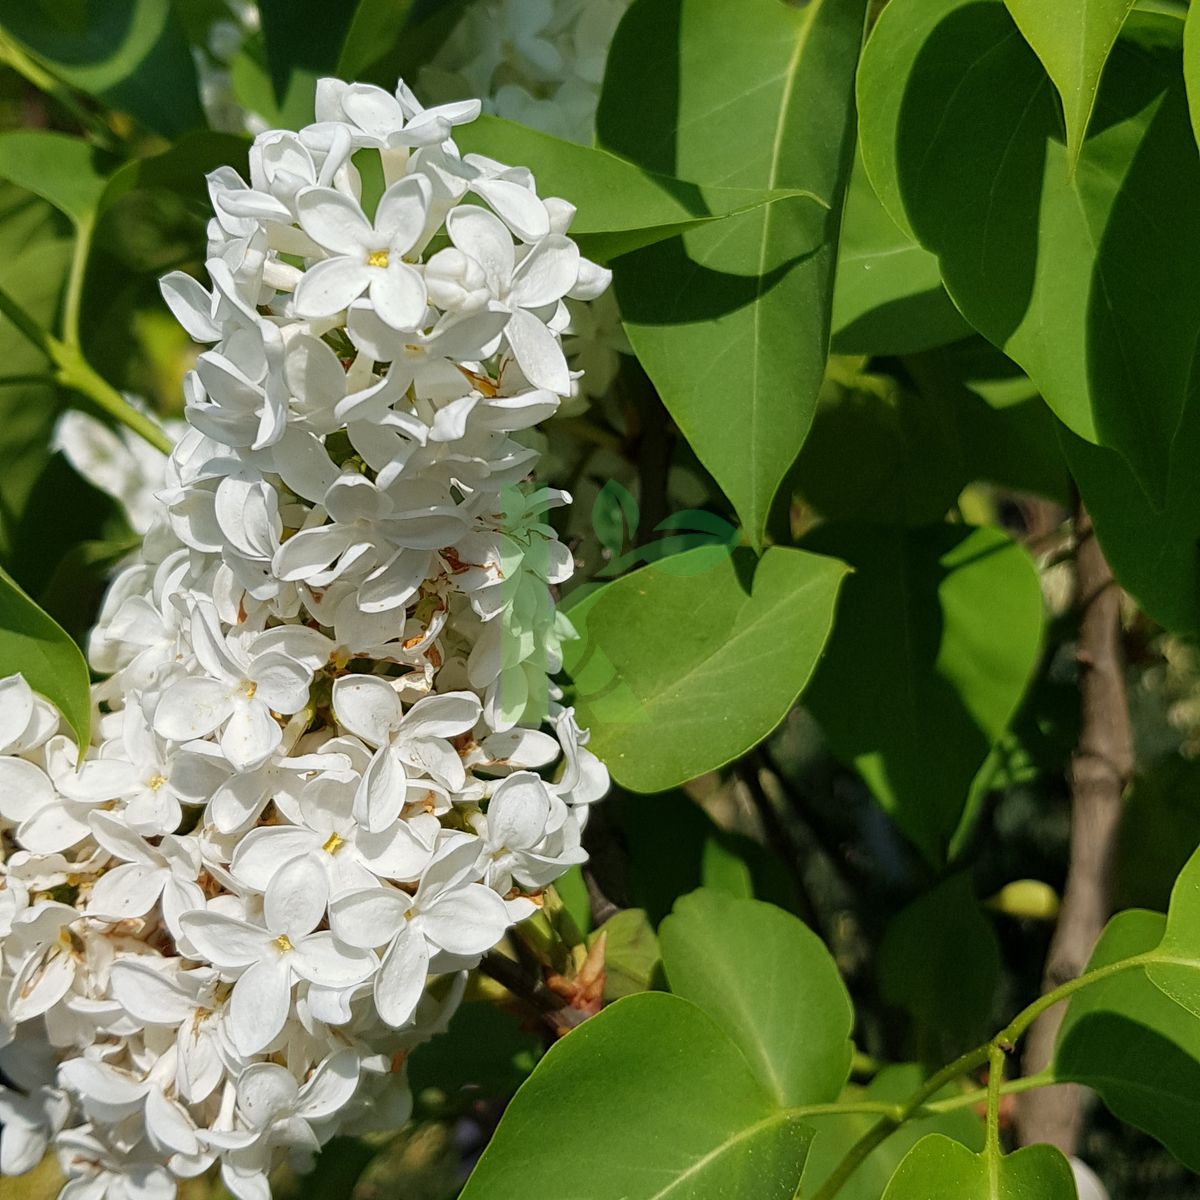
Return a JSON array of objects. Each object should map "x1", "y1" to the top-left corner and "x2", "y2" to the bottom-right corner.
[
  {"x1": 1055, "y1": 909, "x2": 1200, "y2": 1172},
  {"x1": 1186, "y1": 0, "x2": 1200, "y2": 149},
  {"x1": 1147, "y1": 844, "x2": 1200, "y2": 1017},
  {"x1": 0, "y1": 132, "x2": 110, "y2": 229},
  {"x1": 0, "y1": 0, "x2": 204, "y2": 137},
  {"x1": 831, "y1": 149, "x2": 970, "y2": 356},
  {"x1": 1062, "y1": 407, "x2": 1200, "y2": 635},
  {"x1": 0, "y1": 196, "x2": 72, "y2": 545},
  {"x1": 795, "y1": 353, "x2": 1069, "y2": 530},
  {"x1": 800, "y1": 1065, "x2": 984, "y2": 1200},
  {"x1": 340, "y1": 0, "x2": 474, "y2": 87},
  {"x1": 881, "y1": 1136, "x2": 1077, "y2": 1199},
  {"x1": 803, "y1": 524, "x2": 1044, "y2": 864},
  {"x1": 257, "y1": 0, "x2": 355, "y2": 114},
  {"x1": 458, "y1": 992, "x2": 814, "y2": 1200},
  {"x1": 611, "y1": 790, "x2": 799, "y2": 924},
  {"x1": 660, "y1": 890, "x2": 853, "y2": 1107},
  {"x1": 598, "y1": 0, "x2": 868, "y2": 544},
  {"x1": 453, "y1": 115, "x2": 824, "y2": 263},
  {"x1": 1004, "y1": 0, "x2": 1136, "y2": 170},
  {"x1": 564, "y1": 546, "x2": 848, "y2": 793},
  {"x1": 336, "y1": 0, "x2": 418, "y2": 79},
  {"x1": 1116, "y1": 758, "x2": 1200, "y2": 913},
  {"x1": 0, "y1": 565, "x2": 89, "y2": 748},
  {"x1": 98, "y1": 131, "x2": 251, "y2": 215},
  {"x1": 592, "y1": 908, "x2": 662, "y2": 1001},
  {"x1": 879, "y1": 875, "x2": 1002, "y2": 1061},
  {"x1": 408, "y1": 1001, "x2": 541, "y2": 1107},
  {"x1": 857, "y1": 0, "x2": 1200, "y2": 503}
]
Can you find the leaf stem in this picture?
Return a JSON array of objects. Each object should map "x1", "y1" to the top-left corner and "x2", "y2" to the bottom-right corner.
[
  {"x1": 0, "y1": 280, "x2": 172, "y2": 454},
  {"x1": 807, "y1": 950, "x2": 1159, "y2": 1199},
  {"x1": 62, "y1": 213, "x2": 94, "y2": 349},
  {"x1": 806, "y1": 1045, "x2": 991, "y2": 1200}
]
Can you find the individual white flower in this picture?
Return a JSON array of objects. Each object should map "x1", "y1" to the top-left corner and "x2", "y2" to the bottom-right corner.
[
  {"x1": 181, "y1": 856, "x2": 375, "y2": 1055},
  {"x1": 85, "y1": 812, "x2": 204, "y2": 936},
  {"x1": 333, "y1": 677, "x2": 481, "y2": 828},
  {"x1": 331, "y1": 837, "x2": 511, "y2": 1026},
  {"x1": 476, "y1": 770, "x2": 587, "y2": 892},
  {"x1": 153, "y1": 600, "x2": 323, "y2": 772},
  {"x1": 294, "y1": 177, "x2": 431, "y2": 327}
]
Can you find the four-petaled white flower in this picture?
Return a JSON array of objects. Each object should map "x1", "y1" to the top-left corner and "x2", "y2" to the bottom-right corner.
[{"x1": 181, "y1": 856, "x2": 375, "y2": 1055}]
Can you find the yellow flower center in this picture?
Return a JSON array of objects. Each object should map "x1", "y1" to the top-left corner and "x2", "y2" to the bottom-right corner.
[
  {"x1": 242, "y1": 680, "x2": 257, "y2": 699},
  {"x1": 322, "y1": 832, "x2": 344, "y2": 854},
  {"x1": 367, "y1": 249, "x2": 390, "y2": 269},
  {"x1": 274, "y1": 934, "x2": 294, "y2": 953},
  {"x1": 147, "y1": 774, "x2": 167, "y2": 791}
]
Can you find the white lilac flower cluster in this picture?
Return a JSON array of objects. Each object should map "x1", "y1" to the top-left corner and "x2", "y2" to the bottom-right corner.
[{"x1": 0, "y1": 77, "x2": 609, "y2": 1200}]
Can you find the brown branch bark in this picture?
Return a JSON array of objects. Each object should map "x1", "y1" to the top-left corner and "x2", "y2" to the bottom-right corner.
[{"x1": 1016, "y1": 503, "x2": 1133, "y2": 1152}]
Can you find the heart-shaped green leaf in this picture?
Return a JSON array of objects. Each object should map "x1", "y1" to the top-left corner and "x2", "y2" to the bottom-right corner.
[
  {"x1": 1056, "y1": 909, "x2": 1200, "y2": 1172},
  {"x1": 881, "y1": 1135, "x2": 1077, "y2": 1199},
  {"x1": 564, "y1": 546, "x2": 847, "y2": 793},
  {"x1": 660, "y1": 890, "x2": 854, "y2": 1107},
  {"x1": 458, "y1": 992, "x2": 814, "y2": 1200}
]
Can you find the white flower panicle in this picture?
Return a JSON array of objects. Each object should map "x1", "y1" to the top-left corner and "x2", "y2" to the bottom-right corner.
[{"x1": 0, "y1": 76, "x2": 609, "y2": 1200}]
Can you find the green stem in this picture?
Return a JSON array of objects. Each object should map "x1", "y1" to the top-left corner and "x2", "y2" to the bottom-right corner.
[
  {"x1": 921, "y1": 1071, "x2": 1052, "y2": 1117},
  {"x1": 62, "y1": 213, "x2": 94, "y2": 349},
  {"x1": 0, "y1": 280, "x2": 172, "y2": 454},
  {"x1": 806, "y1": 1044, "x2": 991, "y2": 1200},
  {"x1": 53, "y1": 342, "x2": 173, "y2": 455},
  {"x1": 985, "y1": 1043, "x2": 1006, "y2": 1170},
  {"x1": 810, "y1": 951, "x2": 1160, "y2": 1199},
  {"x1": 0, "y1": 280, "x2": 51, "y2": 354},
  {"x1": 993, "y1": 951, "x2": 1154, "y2": 1047},
  {"x1": 0, "y1": 373, "x2": 57, "y2": 388}
]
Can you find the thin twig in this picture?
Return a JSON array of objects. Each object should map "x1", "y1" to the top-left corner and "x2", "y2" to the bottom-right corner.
[{"x1": 1015, "y1": 501, "x2": 1133, "y2": 1151}]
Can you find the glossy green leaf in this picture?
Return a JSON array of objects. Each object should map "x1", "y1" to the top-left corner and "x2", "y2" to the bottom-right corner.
[
  {"x1": 564, "y1": 546, "x2": 848, "y2": 793},
  {"x1": 858, "y1": 0, "x2": 1200, "y2": 502},
  {"x1": 0, "y1": 132, "x2": 110, "y2": 229},
  {"x1": 0, "y1": 565, "x2": 90, "y2": 748},
  {"x1": 0, "y1": 0, "x2": 203, "y2": 137},
  {"x1": 257, "y1": 0, "x2": 355, "y2": 114},
  {"x1": 336, "y1": 0, "x2": 419, "y2": 79},
  {"x1": 598, "y1": 0, "x2": 868, "y2": 544},
  {"x1": 1062, "y1": 405, "x2": 1200, "y2": 635},
  {"x1": 803, "y1": 524, "x2": 1044, "y2": 863},
  {"x1": 408, "y1": 1001, "x2": 541, "y2": 1107},
  {"x1": 592, "y1": 908, "x2": 662, "y2": 1001},
  {"x1": 1186, "y1": 0, "x2": 1200, "y2": 149},
  {"x1": 660, "y1": 890, "x2": 853, "y2": 1107},
  {"x1": 831, "y1": 149, "x2": 969, "y2": 356},
  {"x1": 879, "y1": 875, "x2": 1001, "y2": 1060},
  {"x1": 454, "y1": 116, "x2": 823, "y2": 263},
  {"x1": 1004, "y1": 0, "x2": 1135, "y2": 169},
  {"x1": 458, "y1": 992, "x2": 814, "y2": 1200},
  {"x1": 99, "y1": 132, "x2": 250, "y2": 215},
  {"x1": 1055, "y1": 909, "x2": 1200, "y2": 1171},
  {"x1": 881, "y1": 1136, "x2": 1077, "y2": 1199},
  {"x1": 801, "y1": 1065, "x2": 984, "y2": 1200},
  {"x1": 611, "y1": 790, "x2": 799, "y2": 924},
  {"x1": 1116, "y1": 758, "x2": 1200, "y2": 913},
  {"x1": 1147, "y1": 844, "x2": 1200, "y2": 1018},
  {"x1": 0, "y1": 194, "x2": 72, "y2": 545}
]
